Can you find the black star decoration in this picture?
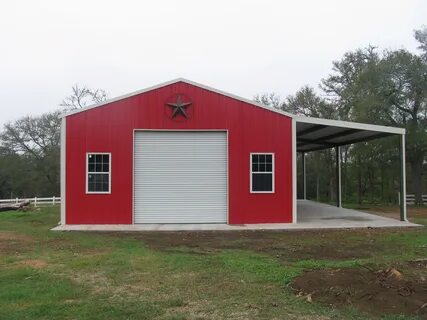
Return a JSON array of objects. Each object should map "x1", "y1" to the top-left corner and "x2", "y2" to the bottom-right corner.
[{"x1": 166, "y1": 95, "x2": 192, "y2": 119}]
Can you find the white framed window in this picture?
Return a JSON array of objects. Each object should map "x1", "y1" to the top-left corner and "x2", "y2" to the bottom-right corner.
[
  {"x1": 250, "y1": 153, "x2": 274, "y2": 193},
  {"x1": 86, "y1": 153, "x2": 111, "y2": 194}
]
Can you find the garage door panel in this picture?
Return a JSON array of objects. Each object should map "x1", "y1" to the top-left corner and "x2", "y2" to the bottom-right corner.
[{"x1": 134, "y1": 131, "x2": 227, "y2": 224}]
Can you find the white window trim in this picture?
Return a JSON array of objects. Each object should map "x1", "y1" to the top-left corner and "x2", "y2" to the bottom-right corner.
[
  {"x1": 86, "y1": 152, "x2": 112, "y2": 194},
  {"x1": 250, "y1": 152, "x2": 275, "y2": 194}
]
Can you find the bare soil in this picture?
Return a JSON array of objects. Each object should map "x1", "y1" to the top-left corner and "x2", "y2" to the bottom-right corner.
[
  {"x1": 21, "y1": 259, "x2": 47, "y2": 269},
  {"x1": 119, "y1": 228, "x2": 413, "y2": 261},
  {"x1": 360, "y1": 206, "x2": 426, "y2": 222},
  {"x1": 290, "y1": 262, "x2": 427, "y2": 318},
  {"x1": 0, "y1": 231, "x2": 35, "y2": 254}
]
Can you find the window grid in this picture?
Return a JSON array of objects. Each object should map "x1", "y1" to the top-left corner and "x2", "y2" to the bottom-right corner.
[
  {"x1": 86, "y1": 153, "x2": 111, "y2": 194},
  {"x1": 250, "y1": 153, "x2": 274, "y2": 193}
]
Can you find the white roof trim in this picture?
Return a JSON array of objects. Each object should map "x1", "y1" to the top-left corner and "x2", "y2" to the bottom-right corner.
[
  {"x1": 294, "y1": 115, "x2": 405, "y2": 135},
  {"x1": 61, "y1": 78, "x2": 294, "y2": 118}
]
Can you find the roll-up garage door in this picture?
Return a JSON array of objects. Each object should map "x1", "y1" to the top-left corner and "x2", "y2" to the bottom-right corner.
[{"x1": 134, "y1": 131, "x2": 227, "y2": 223}]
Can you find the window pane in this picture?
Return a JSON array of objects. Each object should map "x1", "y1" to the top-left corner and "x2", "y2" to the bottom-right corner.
[
  {"x1": 252, "y1": 154, "x2": 259, "y2": 164},
  {"x1": 259, "y1": 154, "x2": 266, "y2": 163},
  {"x1": 102, "y1": 163, "x2": 109, "y2": 172},
  {"x1": 88, "y1": 174, "x2": 94, "y2": 191},
  {"x1": 99, "y1": 174, "x2": 109, "y2": 192},
  {"x1": 88, "y1": 173, "x2": 109, "y2": 192},
  {"x1": 259, "y1": 163, "x2": 266, "y2": 172},
  {"x1": 88, "y1": 163, "x2": 95, "y2": 172},
  {"x1": 95, "y1": 154, "x2": 102, "y2": 163},
  {"x1": 266, "y1": 163, "x2": 272, "y2": 172},
  {"x1": 252, "y1": 163, "x2": 258, "y2": 172},
  {"x1": 88, "y1": 154, "x2": 95, "y2": 164},
  {"x1": 252, "y1": 173, "x2": 273, "y2": 192},
  {"x1": 266, "y1": 154, "x2": 272, "y2": 163},
  {"x1": 102, "y1": 154, "x2": 109, "y2": 164},
  {"x1": 95, "y1": 163, "x2": 102, "y2": 172}
]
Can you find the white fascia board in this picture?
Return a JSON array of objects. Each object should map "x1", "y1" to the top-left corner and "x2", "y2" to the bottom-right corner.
[
  {"x1": 61, "y1": 78, "x2": 294, "y2": 119},
  {"x1": 294, "y1": 115, "x2": 405, "y2": 135}
]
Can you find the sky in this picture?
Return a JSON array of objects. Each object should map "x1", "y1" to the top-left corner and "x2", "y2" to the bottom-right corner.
[{"x1": 0, "y1": 0, "x2": 426, "y2": 126}]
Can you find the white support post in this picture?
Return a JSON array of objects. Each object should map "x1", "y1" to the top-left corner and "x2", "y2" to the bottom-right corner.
[
  {"x1": 34, "y1": 197, "x2": 37, "y2": 207},
  {"x1": 15, "y1": 197, "x2": 18, "y2": 204},
  {"x1": 53, "y1": 196, "x2": 56, "y2": 205},
  {"x1": 399, "y1": 134, "x2": 407, "y2": 221},
  {"x1": 302, "y1": 152, "x2": 306, "y2": 200},
  {"x1": 60, "y1": 117, "x2": 66, "y2": 225},
  {"x1": 292, "y1": 119, "x2": 297, "y2": 224},
  {"x1": 335, "y1": 146, "x2": 342, "y2": 208}
]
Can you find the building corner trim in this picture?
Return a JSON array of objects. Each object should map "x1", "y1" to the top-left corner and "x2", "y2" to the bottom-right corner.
[
  {"x1": 60, "y1": 117, "x2": 66, "y2": 225},
  {"x1": 292, "y1": 119, "x2": 297, "y2": 224}
]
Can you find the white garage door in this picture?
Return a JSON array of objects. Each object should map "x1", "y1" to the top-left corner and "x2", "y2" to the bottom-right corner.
[{"x1": 134, "y1": 131, "x2": 227, "y2": 223}]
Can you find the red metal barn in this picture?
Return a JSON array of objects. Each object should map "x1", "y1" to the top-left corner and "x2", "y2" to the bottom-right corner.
[
  {"x1": 61, "y1": 79, "x2": 294, "y2": 225},
  {"x1": 60, "y1": 78, "x2": 407, "y2": 228}
]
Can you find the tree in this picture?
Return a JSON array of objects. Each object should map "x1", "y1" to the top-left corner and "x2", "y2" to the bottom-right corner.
[
  {"x1": 0, "y1": 111, "x2": 61, "y2": 193},
  {"x1": 0, "y1": 110, "x2": 62, "y2": 196},
  {"x1": 253, "y1": 92, "x2": 284, "y2": 109},
  {"x1": 284, "y1": 86, "x2": 336, "y2": 119},
  {"x1": 414, "y1": 26, "x2": 427, "y2": 60},
  {"x1": 0, "y1": 84, "x2": 108, "y2": 198},
  {"x1": 321, "y1": 46, "x2": 379, "y2": 120},
  {"x1": 362, "y1": 50, "x2": 427, "y2": 204},
  {"x1": 321, "y1": 37, "x2": 427, "y2": 204},
  {"x1": 254, "y1": 86, "x2": 336, "y2": 118},
  {"x1": 60, "y1": 84, "x2": 107, "y2": 110}
]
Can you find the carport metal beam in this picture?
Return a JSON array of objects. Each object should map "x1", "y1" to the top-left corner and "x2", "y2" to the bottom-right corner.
[
  {"x1": 297, "y1": 132, "x2": 393, "y2": 153},
  {"x1": 298, "y1": 128, "x2": 360, "y2": 147}
]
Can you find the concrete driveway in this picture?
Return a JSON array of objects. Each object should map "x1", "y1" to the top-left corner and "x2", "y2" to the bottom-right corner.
[{"x1": 297, "y1": 200, "x2": 419, "y2": 228}]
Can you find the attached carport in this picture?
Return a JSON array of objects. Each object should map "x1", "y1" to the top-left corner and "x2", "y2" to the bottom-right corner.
[{"x1": 293, "y1": 116, "x2": 407, "y2": 223}]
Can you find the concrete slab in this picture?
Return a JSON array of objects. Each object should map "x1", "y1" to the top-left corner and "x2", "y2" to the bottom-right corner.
[
  {"x1": 296, "y1": 200, "x2": 418, "y2": 227},
  {"x1": 52, "y1": 200, "x2": 420, "y2": 231}
]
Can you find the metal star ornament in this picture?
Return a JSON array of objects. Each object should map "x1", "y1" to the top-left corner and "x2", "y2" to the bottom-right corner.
[{"x1": 166, "y1": 95, "x2": 192, "y2": 119}]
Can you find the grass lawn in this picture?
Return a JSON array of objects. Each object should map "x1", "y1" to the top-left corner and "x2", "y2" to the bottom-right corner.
[{"x1": 0, "y1": 206, "x2": 426, "y2": 319}]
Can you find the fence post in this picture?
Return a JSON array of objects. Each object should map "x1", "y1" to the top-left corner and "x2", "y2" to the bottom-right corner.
[
  {"x1": 53, "y1": 196, "x2": 56, "y2": 205},
  {"x1": 15, "y1": 197, "x2": 18, "y2": 204},
  {"x1": 34, "y1": 197, "x2": 37, "y2": 207}
]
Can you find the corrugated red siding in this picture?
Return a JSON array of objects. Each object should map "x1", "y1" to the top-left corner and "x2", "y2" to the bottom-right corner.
[{"x1": 65, "y1": 81, "x2": 293, "y2": 224}]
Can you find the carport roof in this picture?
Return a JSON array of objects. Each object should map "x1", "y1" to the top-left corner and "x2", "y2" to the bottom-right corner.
[{"x1": 295, "y1": 116, "x2": 405, "y2": 152}]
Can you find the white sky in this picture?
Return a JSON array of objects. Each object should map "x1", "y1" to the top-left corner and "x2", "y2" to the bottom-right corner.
[{"x1": 0, "y1": 0, "x2": 426, "y2": 126}]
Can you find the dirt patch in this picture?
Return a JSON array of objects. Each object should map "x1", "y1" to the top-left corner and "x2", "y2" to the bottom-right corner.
[
  {"x1": 361, "y1": 206, "x2": 427, "y2": 223},
  {"x1": 290, "y1": 264, "x2": 427, "y2": 317},
  {"x1": 0, "y1": 231, "x2": 34, "y2": 241},
  {"x1": 21, "y1": 259, "x2": 47, "y2": 269},
  {"x1": 0, "y1": 231, "x2": 36, "y2": 254},
  {"x1": 113, "y1": 228, "x2": 412, "y2": 261}
]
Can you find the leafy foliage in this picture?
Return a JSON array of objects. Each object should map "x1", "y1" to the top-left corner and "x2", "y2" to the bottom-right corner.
[
  {"x1": 0, "y1": 85, "x2": 107, "y2": 198},
  {"x1": 256, "y1": 29, "x2": 427, "y2": 205}
]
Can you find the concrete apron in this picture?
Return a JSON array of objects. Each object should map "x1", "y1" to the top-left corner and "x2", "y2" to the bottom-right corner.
[{"x1": 52, "y1": 200, "x2": 421, "y2": 232}]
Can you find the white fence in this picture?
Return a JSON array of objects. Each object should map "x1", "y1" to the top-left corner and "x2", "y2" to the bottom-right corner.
[
  {"x1": 0, "y1": 196, "x2": 61, "y2": 207},
  {"x1": 406, "y1": 194, "x2": 427, "y2": 205}
]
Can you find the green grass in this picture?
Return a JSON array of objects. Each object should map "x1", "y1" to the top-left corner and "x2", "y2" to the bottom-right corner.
[{"x1": 0, "y1": 206, "x2": 425, "y2": 319}]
